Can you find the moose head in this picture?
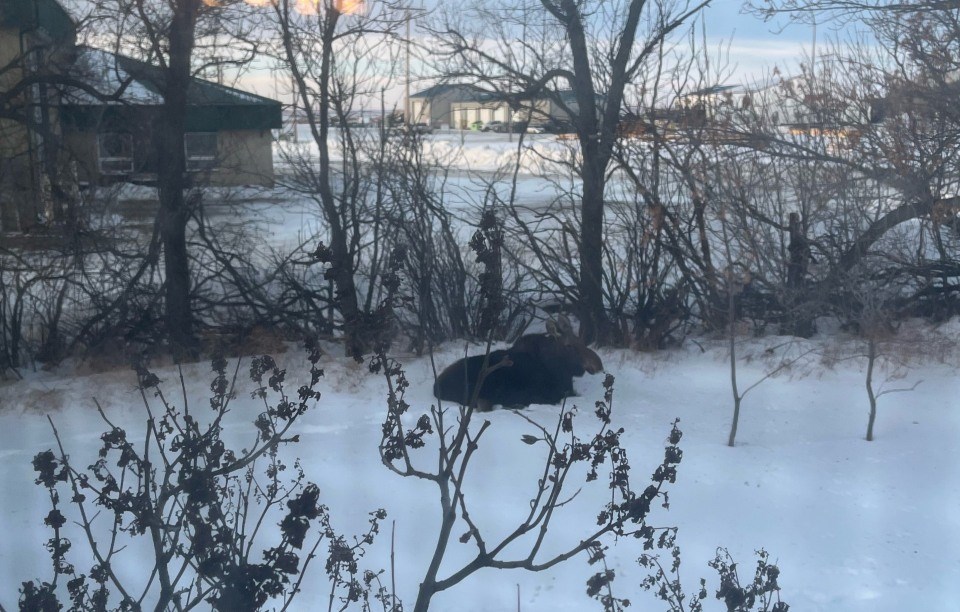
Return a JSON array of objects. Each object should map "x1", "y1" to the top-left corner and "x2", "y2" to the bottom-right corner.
[{"x1": 432, "y1": 315, "x2": 604, "y2": 411}]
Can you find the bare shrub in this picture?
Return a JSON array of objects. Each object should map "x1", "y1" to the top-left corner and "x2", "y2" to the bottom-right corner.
[{"x1": 20, "y1": 351, "x2": 385, "y2": 610}]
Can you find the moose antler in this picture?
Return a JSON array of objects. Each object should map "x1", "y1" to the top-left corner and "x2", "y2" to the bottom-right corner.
[{"x1": 546, "y1": 314, "x2": 577, "y2": 343}]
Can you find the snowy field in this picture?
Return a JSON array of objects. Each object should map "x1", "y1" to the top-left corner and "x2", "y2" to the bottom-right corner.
[
  {"x1": 1, "y1": 131, "x2": 959, "y2": 610},
  {"x1": 1, "y1": 330, "x2": 958, "y2": 611},
  {"x1": 275, "y1": 127, "x2": 582, "y2": 177}
]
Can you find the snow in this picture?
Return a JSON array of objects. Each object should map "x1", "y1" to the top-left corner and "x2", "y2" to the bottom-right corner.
[
  {"x1": 2, "y1": 132, "x2": 959, "y2": 610},
  {"x1": 275, "y1": 127, "x2": 582, "y2": 176},
  {"x1": 66, "y1": 47, "x2": 165, "y2": 105},
  {"x1": 2, "y1": 331, "x2": 958, "y2": 610},
  {"x1": 64, "y1": 47, "x2": 276, "y2": 106}
]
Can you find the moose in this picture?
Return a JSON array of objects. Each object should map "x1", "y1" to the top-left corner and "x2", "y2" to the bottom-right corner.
[{"x1": 433, "y1": 316, "x2": 604, "y2": 410}]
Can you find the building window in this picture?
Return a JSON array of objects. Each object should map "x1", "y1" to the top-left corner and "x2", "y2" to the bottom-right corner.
[
  {"x1": 97, "y1": 133, "x2": 134, "y2": 175},
  {"x1": 185, "y1": 132, "x2": 218, "y2": 171}
]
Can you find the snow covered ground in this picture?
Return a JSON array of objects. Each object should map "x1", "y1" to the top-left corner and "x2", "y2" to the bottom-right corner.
[
  {"x1": 275, "y1": 127, "x2": 582, "y2": 177},
  {"x1": 2, "y1": 132, "x2": 959, "y2": 610},
  {"x1": 2, "y1": 328, "x2": 958, "y2": 610}
]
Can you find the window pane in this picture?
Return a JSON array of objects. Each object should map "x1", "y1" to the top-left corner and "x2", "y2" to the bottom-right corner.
[
  {"x1": 98, "y1": 133, "x2": 132, "y2": 158},
  {"x1": 97, "y1": 133, "x2": 134, "y2": 174},
  {"x1": 185, "y1": 132, "x2": 217, "y2": 171}
]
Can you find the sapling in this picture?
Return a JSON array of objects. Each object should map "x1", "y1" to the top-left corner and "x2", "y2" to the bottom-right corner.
[
  {"x1": 852, "y1": 288, "x2": 922, "y2": 442},
  {"x1": 376, "y1": 211, "x2": 686, "y2": 611},
  {"x1": 378, "y1": 353, "x2": 686, "y2": 612}
]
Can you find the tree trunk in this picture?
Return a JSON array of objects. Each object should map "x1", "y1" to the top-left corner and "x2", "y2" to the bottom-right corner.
[
  {"x1": 784, "y1": 211, "x2": 815, "y2": 337},
  {"x1": 549, "y1": 0, "x2": 649, "y2": 346},
  {"x1": 0, "y1": 171, "x2": 24, "y2": 232},
  {"x1": 313, "y1": 12, "x2": 367, "y2": 358},
  {"x1": 727, "y1": 279, "x2": 741, "y2": 448},
  {"x1": 865, "y1": 337, "x2": 877, "y2": 442},
  {"x1": 693, "y1": 194, "x2": 724, "y2": 328},
  {"x1": 579, "y1": 161, "x2": 609, "y2": 345},
  {"x1": 159, "y1": 194, "x2": 193, "y2": 351},
  {"x1": 329, "y1": 232, "x2": 365, "y2": 358},
  {"x1": 412, "y1": 478, "x2": 456, "y2": 612},
  {"x1": 157, "y1": 0, "x2": 199, "y2": 355}
]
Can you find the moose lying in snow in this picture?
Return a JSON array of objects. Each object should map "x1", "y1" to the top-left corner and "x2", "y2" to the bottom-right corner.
[{"x1": 433, "y1": 316, "x2": 604, "y2": 410}]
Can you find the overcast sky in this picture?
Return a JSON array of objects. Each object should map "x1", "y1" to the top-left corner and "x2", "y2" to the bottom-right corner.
[
  {"x1": 232, "y1": 0, "x2": 822, "y2": 106},
  {"x1": 704, "y1": 0, "x2": 816, "y2": 80},
  {"x1": 699, "y1": 0, "x2": 817, "y2": 82}
]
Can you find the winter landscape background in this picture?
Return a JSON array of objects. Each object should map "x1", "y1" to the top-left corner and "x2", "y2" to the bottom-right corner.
[
  {"x1": 3, "y1": 0, "x2": 960, "y2": 607},
  {"x1": 1, "y1": 132, "x2": 959, "y2": 611}
]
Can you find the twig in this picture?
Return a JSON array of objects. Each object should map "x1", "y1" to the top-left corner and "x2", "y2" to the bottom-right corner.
[
  {"x1": 281, "y1": 533, "x2": 326, "y2": 612},
  {"x1": 391, "y1": 520, "x2": 397, "y2": 612},
  {"x1": 46, "y1": 415, "x2": 135, "y2": 604}
]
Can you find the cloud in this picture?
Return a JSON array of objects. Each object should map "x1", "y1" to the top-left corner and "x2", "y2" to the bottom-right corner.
[{"x1": 708, "y1": 37, "x2": 811, "y2": 82}]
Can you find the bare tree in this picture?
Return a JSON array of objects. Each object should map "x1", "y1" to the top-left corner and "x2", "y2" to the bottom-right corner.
[
  {"x1": 740, "y1": 1, "x2": 960, "y2": 318},
  {"x1": 260, "y1": 0, "x2": 412, "y2": 357},
  {"x1": 749, "y1": 0, "x2": 960, "y2": 22},
  {"x1": 826, "y1": 264, "x2": 927, "y2": 441},
  {"x1": 379, "y1": 353, "x2": 684, "y2": 612},
  {"x1": 426, "y1": 0, "x2": 709, "y2": 344},
  {"x1": 84, "y1": 0, "x2": 264, "y2": 353}
]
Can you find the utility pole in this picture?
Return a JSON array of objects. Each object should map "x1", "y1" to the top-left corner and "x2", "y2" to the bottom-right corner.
[
  {"x1": 810, "y1": 14, "x2": 818, "y2": 125},
  {"x1": 405, "y1": 7, "x2": 411, "y2": 125},
  {"x1": 811, "y1": 14, "x2": 817, "y2": 85},
  {"x1": 291, "y1": 70, "x2": 299, "y2": 143}
]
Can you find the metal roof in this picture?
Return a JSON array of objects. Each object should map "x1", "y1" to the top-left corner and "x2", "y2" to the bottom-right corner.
[
  {"x1": 61, "y1": 47, "x2": 282, "y2": 131},
  {"x1": 409, "y1": 83, "x2": 484, "y2": 99},
  {"x1": 413, "y1": 83, "x2": 601, "y2": 106},
  {"x1": 682, "y1": 84, "x2": 743, "y2": 97},
  {"x1": 112, "y1": 53, "x2": 283, "y2": 108},
  {"x1": 0, "y1": 0, "x2": 76, "y2": 43}
]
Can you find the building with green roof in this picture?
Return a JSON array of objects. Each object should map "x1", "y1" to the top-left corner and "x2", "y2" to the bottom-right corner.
[
  {"x1": 60, "y1": 47, "x2": 281, "y2": 187},
  {"x1": 0, "y1": 0, "x2": 282, "y2": 232}
]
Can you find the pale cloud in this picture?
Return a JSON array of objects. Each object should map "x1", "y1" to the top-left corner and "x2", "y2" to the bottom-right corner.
[{"x1": 709, "y1": 37, "x2": 810, "y2": 83}]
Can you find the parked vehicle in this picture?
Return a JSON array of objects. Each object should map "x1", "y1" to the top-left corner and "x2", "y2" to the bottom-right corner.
[
  {"x1": 481, "y1": 120, "x2": 507, "y2": 133},
  {"x1": 469, "y1": 119, "x2": 484, "y2": 131},
  {"x1": 530, "y1": 118, "x2": 573, "y2": 134},
  {"x1": 410, "y1": 122, "x2": 434, "y2": 134}
]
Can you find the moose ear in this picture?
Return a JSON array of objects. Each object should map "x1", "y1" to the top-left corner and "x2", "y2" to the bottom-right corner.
[
  {"x1": 545, "y1": 319, "x2": 559, "y2": 337},
  {"x1": 554, "y1": 314, "x2": 575, "y2": 338}
]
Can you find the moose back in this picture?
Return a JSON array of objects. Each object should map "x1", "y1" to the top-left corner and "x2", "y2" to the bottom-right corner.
[{"x1": 433, "y1": 317, "x2": 603, "y2": 410}]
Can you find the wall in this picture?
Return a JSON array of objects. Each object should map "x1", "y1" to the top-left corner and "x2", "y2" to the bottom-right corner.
[
  {"x1": 0, "y1": 25, "x2": 35, "y2": 231},
  {"x1": 449, "y1": 102, "x2": 511, "y2": 128},
  {"x1": 63, "y1": 128, "x2": 275, "y2": 188},
  {"x1": 410, "y1": 98, "x2": 430, "y2": 124},
  {"x1": 0, "y1": 26, "x2": 30, "y2": 159},
  {"x1": 216, "y1": 129, "x2": 275, "y2": 187}
]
